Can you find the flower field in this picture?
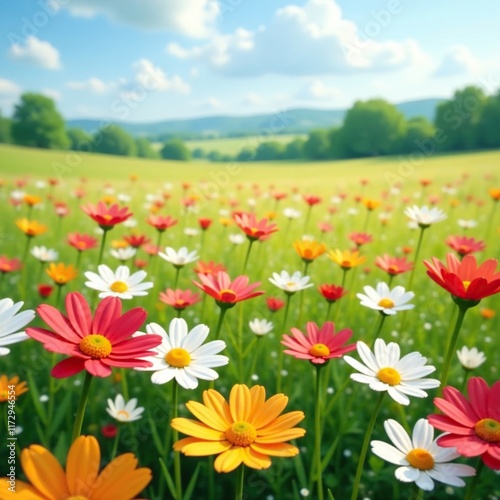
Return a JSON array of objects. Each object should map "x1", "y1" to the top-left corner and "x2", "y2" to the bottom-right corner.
[{"x1": 0, "y1": 144, "x2": 499, "y2": 499}]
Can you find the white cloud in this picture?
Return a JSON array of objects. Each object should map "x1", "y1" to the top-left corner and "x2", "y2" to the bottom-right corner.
[
  {"x1": 0, "y1": 79, "x2": 22, "y2": 116},
  {"x1": 67, "y1": 78, "x2": 116, "y2": 94},
  {"x1": 199, "y1": 96, "x2": 223, "y2": 110},
  {"x1": 9, "y1": 36, "x2": 61, "y2": 70},
  {"x1": 242, "y1": 92, "x2": 265, "y2": 107},
  {"x1": 299, "y1": 79, "x2": 342, "y2": 101},
  {"x1": 42, "y1": 88, "x2": 62, "y2": 101},
  {"x1": 167, "y1": 0, "x2": 430, "y2": 76},
  {"x1": 63, "y1": 0, "x2": 219, "y2": 37},
  {"x1": 0, "y1": 79, "x2": 21, "y2": 96},
  {"x1": 434, "y1": 45, "x2": 482, "y2": 77},
  {"x1": 132, "y1": 59, "x2": 190, "y2": 94}
]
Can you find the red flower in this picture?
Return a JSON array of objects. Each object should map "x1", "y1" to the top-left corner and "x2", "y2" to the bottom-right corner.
[
  {"x1": 423, "y1": 253, "x2": 500, "y2": 302},
  {"x1": 234, "y1": 212, "x2": 278, "y2": 241},
  {"x1": 67, "y1": 233, "x2": 98, "y2": 252},
  {"x1": 318, "y1": 284, "x2": 348, "y2": 303},
  {"x1": 198, "y1": 218, "x2": 213, "y2": 230},
  {"x1": 0, "y1": 256, "x2": 22, "y2": 273},
  {"x1": 26, "y1": 292, "x2": 161, "y2": 378},
  {"x1": 428, "y1": 377, "x2": 500, "y2": 470},
  {"x1": 193, "y1": 272, "x2": 264, "y2": 308},
  {"x1": 81, "y1": 202, "x2": 132, "y2": 229},
  {"x1": 54, "y1": 201, "x2": 69, "y2": 217},
  {"x1": 266, "y1": 297, "x2": 285, "y2": 312},
  {"x1": 375, "y1": 254, "x2": 413, "y2": 276},
  {"x1": 134, "y1": 258, "x2": 148, "y2": 269},
  {"x1": 159, "y1": 288, "x2": 201, "y2": 311},
  {"x1": 101, "y1": 424, "x2": 118, "y2": 438},
  {"x1": 445, "y1": 235, "x2": 486, "y2": 257},
  {"x1": 348, "y1": 232, "x2": 373, "y2": 247},
  {"x1": 37, "y1": 284, "x2": 54, "y2": 298},
  {"x1": 281, "y1": 321, "x2": 355, "y2": 365},
  {"x1": 146, "y1": 214, "x2": 178, "y2": 232},
  {"x1": 194, "y1": 261, "x2": 227, "y2": 276},
  {"x1": 142, "y1": 244, "x2": 160, "y2": 256},
  {"x1": 124, "y1": 234, "x2": 151, "y2": 248},
  {"x1": 272, "y1": 192, "x2": 287, "y2": 201},
  {"x1": 303, "y1": 195, "x2": 322, "y2": 206}
]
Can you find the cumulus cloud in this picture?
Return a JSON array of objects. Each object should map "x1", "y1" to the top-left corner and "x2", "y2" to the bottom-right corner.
[
  {"x1": 434, "y1": 45, "x2": 482, "y2": 77},
  {"x1": 66, "y1": 78, "x2": 116, "y2": 94},
  {"x1": 42, "y1": 88, "x2": 62, "y2": 101},
  {"x1": 198, "y1": 96, "x2": 223, "y2": 110},
  {"x1": 298, "y1": 79, "x2": 343, "y2": 101},
  {"x1": 132, "y1": 59, "x2": 190, "y2": 94},
  {"x1": 9, "y1": 36, "x2": 61, "y2": 69},
  {"x1": 63, "y1": 0, "x2": 219, "y2": 37},
  {"x1": 0, "y1": 79, "x2": 21, "y2": 96},
  {"x1": 167, "y1": 0, "x2": 430, "y2": 76}
]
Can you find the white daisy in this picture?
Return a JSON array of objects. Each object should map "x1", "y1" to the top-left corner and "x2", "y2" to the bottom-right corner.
[
  {"x1": 249, "y1": 318, "x2": 273, "y2": 336},
  {"x1": 456, "y1": 346, "x2": 486, "y2": 370},
  {"x1": 0, "y1": 298, "x2": 35, "y2": 356},
  {"x1": 30, "y1": 246, "x2": 58, "y2": 263},
  {"x1": 357, "y1": 283, "x2": 415, "y2": 316},
  {"x1": 184, "y1": 228, "x2": 199, "y2": 237},
  {"x1": 343, "y1": 339, "x2": 440, "y2": 405},
  {"x1": 84, "y1": 264, "x2": 153, "y2": 299},
  {"x1": 371, "y1": 418, "x2": 475, "y2": 491},
  {"x1": 404, "y1": 205, "x2": 447, "y2": 228},
  {"x1": 229, "y1": 234, "x2": 246, "y2": 245},
  {"x1": 269, "y1": 270, "x2": 313, "y2": 294},
  {"x1": 106, "y1": 394, "x2": 144, "y2": 423},
  {"x1": 457, "y1": 219, "x2": 478, "y2": 229},
  {"x1": 136, "y1": 318, "x2": 229, "y2": 390},
  {"x1": 123, "y1": 218, "x2": 138, "y2": 228},
  {"x1": 158, "y1": 247, "x2": 199, "y2": 267},
  {"x1": 283, "y1": 208, "x2": 301, "y2": 219},
  {"x1": 110, "y1": 247, "x2": 137, "y2": 262}
]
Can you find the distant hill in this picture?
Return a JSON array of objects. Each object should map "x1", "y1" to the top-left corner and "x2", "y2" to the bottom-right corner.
[{"x1": 67, "y1": 98, "x2": 444, "y2": 139}]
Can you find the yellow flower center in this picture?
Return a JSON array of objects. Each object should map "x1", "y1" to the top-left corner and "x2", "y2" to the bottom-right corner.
[
  {"x1": 0, "y1": 390, "x2": 8, "y2": 402},
  {"x1": 67, "y1": 496, "x2": 89, "y2": 500},
  {"x1": 225, "y1": 421, "x2": 257, "y2": 447},
  {"x1": 117, "y1": 410, "x2": 130, "y2": 419},
  {"x1": 376, "y1": 367, "x2": 401, "y2": 385},
  {"x1": 388, "y1": 265, "x2": 399, "y2": 275},
  {"x1": 110, "y1": 280, "x2": 129, "y2": 293},
  {"x1": 303, "y1": 249, "x2": 313, "y2": 260},
  {"x1": 219, "y1": 289, "x2": 237, "y2": 302},
  {"x1": 309, "y1": 343, "x2": 330, "y2": 357},
  {"x1": 79, "y1": 335, "x2": 112, "y2": 358},
  {"x1": 406, "y1": 448, "x2": 435, "y2": 470},
  {"x1": 475, "y1": 418, "x2": 500, "y2": 442},
  {"x1": 103, "y1": 214, "x2": 113, "y2": 221},
  {"x1": 165, "y1": 348, "x2": 191, "y2": 368},
  {"x1": 55, "y1": 274, "x2": 68, "y2": 284},
  {"x1": 378, "y1": 298, "x2": 395, "y2": 308},
  {"x1": 463, "y1": 280, "x2": 471, "y2": 291}
]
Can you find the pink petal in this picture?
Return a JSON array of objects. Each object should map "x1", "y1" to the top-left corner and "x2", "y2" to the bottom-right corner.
[
  {"x1": 84, "y1": 359, "x2": 112, "y2": 377},
  {"x1": 36, "y1": 304, "x2": 81, "y2": 343},
  {"x1": 467, "y1": 377, "x2": 490, "y2": 419},
  {"x1": 51, "y1": 357, "x2": 85, "y2": 378},
  {"x1": 428, "y1": 414, "x2": 472, "y2": 434},
  {"x1": 437, "y1": 434, "x2": 489, "y2": 456},
  {"x1": 112, "y1": 334, "x2": 162, "y2": 354},
  {"x1": 26, "y1": 327, "x2": 82, "y2": 357},
  {"x1": 482, "y1": 451, "x2": 500, "y2": 470},
  {"x1": 488, "y1": 381, "x2": 500, "y2": 420},
  {"x1": 105, "y1": 308, "x2": 147, "y2": 343},
  {"x1": 306, "y1": 322, "x2": 321, "y2": 344},
  {"x1": 92, "y1": 297, "x2": 122, "y2": 334},
  {"x1": 103, "y1": 358, "x2": 153, "y2": 368},
  {"x1": 65, "y1": 292, "x2": 92, "y2": 338}
]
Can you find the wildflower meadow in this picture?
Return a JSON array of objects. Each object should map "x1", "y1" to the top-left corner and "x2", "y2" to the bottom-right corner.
[{"x1": 0, "y1": 149, "x2": 499, "y2": 500}]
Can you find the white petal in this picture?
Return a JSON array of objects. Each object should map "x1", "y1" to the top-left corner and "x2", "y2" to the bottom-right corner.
[
  {"x1": 383, "y1": 419, "x2": 412, "y2": 454},
  {"x1": 343, "y1": 356, "x2": 376, "y2": 377},
  {"x1": 175, "y1": 369, "x2": 199, "y2": 390},
  {"x1": 387, "y1": 387, "x2": 410, "y2": 405},
  {"x1": 395, "y1": 466, "x2": 420, "y2": 483},
  {"x1": 415, "y1": 471, "x2": 435, "y2": 491},
  {"x1": 151, "y1": 368, "x2": 177, "y2": 385},
  {"x1": 357, "y1": 341, "x2": 380, "y2": 372},
  {"x1": 412, "y1": 419, "x2": 434, "y2": 449},
  {"x1": 370, "y1": 441, "x2": 407, "y2": 465},
  {"x1": 182, "y1": 324, "x2": 210, "y2": 352}
]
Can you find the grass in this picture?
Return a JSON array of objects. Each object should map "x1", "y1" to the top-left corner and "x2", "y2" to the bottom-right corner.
[{"x1": 0, "y1": 143, "x2": 499, "y2": 499}]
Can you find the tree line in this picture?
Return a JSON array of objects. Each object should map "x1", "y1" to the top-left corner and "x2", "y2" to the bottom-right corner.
[{"x1": 1, "y1": 86, "x2": 499, "y2": 162}]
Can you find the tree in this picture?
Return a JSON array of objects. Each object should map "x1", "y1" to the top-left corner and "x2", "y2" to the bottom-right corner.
[
  {"x1": 192, "y1": 147, "x2": 205, "y2": 159},
  {"x1": 160, "y1": 138, "x2": 191, "y2": 161},
  {"x1": 93, "y1": 126, "x2": 137, "y2": 156},
  {"x1": 236, "y1": 147, "x2": 254, "y2": 162},
  {"x1": 283, "y1": 137, "x2": 305, "y2": 159},
  {"x1": 434, "y1": 86, "x2": 486, "y2": 151},
  {"x1": 207, "y1": 150, "x2": 223, "y2": 162},
  {"x1": 303, "y1": 129, "x2": 330, "y2": 159},
  {"x1": 476, "y1": 92, "x2": 500, "y2": 149},
  {"x1": 135, "y1": 137, "x2": 158, "y2": 159},
  {"x1": 67, "y1": 128, "x2": 92, "y2": 151},
  {"x1": 254, "y1": 141, "x2": 285, "y2": 161},
  {"x1": 398, "y1": 117, "x2": 435, "y2": 154},
  {"x1": 11, "y1": 93, "x2": 69, "y2": 149},
  {"x1": 0, "y1": 109, "x2": 11, "y2": 143}
]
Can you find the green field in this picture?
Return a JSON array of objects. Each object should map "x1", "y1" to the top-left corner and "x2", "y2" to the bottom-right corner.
[{"x1": 0, "y1": 143, "x2": 499, "y2": 499}]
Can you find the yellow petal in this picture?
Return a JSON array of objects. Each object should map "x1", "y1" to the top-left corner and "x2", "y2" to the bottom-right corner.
[
  {"x1": 251, "y1": 442, "x2": 300, "y2": 457},
  {"x1": 178, "y1": 439, "x2": 233, "y2": 457},
  {"x1": 248, "y1": 385, "x2": 266, "y2": 421},
  {"x1": 21, "y1": 444, "x2": 69, "y2": 499},
  {"x1": 214, "y1": 447, "x2": 245, "y2": 473},
  {"x1": 258, "y1": 411, "x2": 305, "y2": 436},
  {"x1": 89, "y1": 453, "x2": 151, "y2": 500},
  {"x1": 251, "y1": 394, "x2": 288, "y2": 429},
  {"x1": 66, "y1": 435, "x2": 100, "y2": 496},
  {"x1": 255, "y1": 428, "x2": 306, "y2": 444},
  {"x1": 203, "y1": 389, "x2": 232, "y2": 426},
  {"x1": 171, "y1": 418, "x2": 225, "y2": 441},
  {"x1": 185, "y1": 400, "x2": 229, "y2": 431},
  {"x1": 229, "y1": 384, "x2": 251, "y2": 423},
  {"x1": 0, "y1": 479, "x2": 44, "y2": 499},
  {"x1": 242, "y1": 447, "x2": 272, "y2": 470}
]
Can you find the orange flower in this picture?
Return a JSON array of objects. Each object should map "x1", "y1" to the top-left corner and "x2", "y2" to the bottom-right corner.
[
  {"x1": 0, "y1": 375, "x2": 28, "y2": 402},
  {"x1": 362, "y1": 198, "x2": 380, "y2": 211},
  {"x1": 172, "y1": 384, "x2": 305, "y2": 473},
  {"x1": 328, "y1": 249, "x2": 366, "y2": 270},
  {"x1": 488, "y1": 188, "x2": 500, "y2": 201},
  {"x1": 293, "y1": 240, "x2": 327, "y2": 263},
  {"x1": 480, "y1": 307, "x2": 495, "y2": 319},
  {"x1": 0, "y1": 256, "x2": 22, "y2": 273},
  {"x1": 23, "y1": 194, "x2": 42, "y2": 206},
  {"x1": 46, "y1": 263, "x2": 78, "y2": 286},
  {"x1": 15, "y1": 219, "x2": 47, "y2": 237}
]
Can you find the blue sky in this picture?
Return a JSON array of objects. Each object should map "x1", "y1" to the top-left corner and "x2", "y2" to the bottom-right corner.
[{"x1": 1, "y1": 0, "x2": 499, "y2": 122}]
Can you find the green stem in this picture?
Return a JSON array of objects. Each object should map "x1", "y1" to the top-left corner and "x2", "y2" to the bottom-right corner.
[
  {"x1": 440, "y1": 306, "x2": 467, "y2": 393},
  {"x1": 460, "y1": 369, "x2": 472, "y2": 393},
  {"x1": 242, "y1": 239, "x2": 254, "y2": 274},
  {"x1": 304, "y1": 206, "x2": 312, "y2": 234},
  {"x1": 71, "y1": 371, "x2": 93, "y2": 442},
  {"x1": 464, "y1": 458, "x2": 484, "y2": 500},
  {"x1": 214, "y1": 307, "x2": 228, "y2": 340},
  {"x1": 350, "y1": 392, "x2": 385, "y2": 500},
  {"x1": 111, "y1": 426, "x2": 120, "y2": 460},
  {"x1": 97, "y1": 229, "x2": 109, "y2": 266},
  {"x1": 55, "y1": 284, "x2": 63, "y2": 309},
  {"x1": 325, "y1": 301, "x2": 333, "y2": 323},
  {"x1": 362, "y1": 210, "x2": 371, "y2": 233},
  {"x1": 371, "y1": 314, "x2": 387, "y2": 344},
  {"x1": 75, "y1": 250, "x2": 82, "y2": 269},
  {"x1": 235, "y1": 465, "x2": 245, "y2": 500},
  {"x1": 172, "y1": 381, "x2": 183, "y2": 500},
  {"x1": 45, "y1": 352, "x2": 58, "y2": 444},
  {"x1": 410, "y1": 483, "x2": 424, "y2": 500},
  {"x1": 276, "y1": 294, "x2": 292, "y2": 393},
  {"x1": 120, "y1": 368, "x2": 129, "y2": 400},
  {"x1": 174, "y1": 266, "x2": 181, "y2": 288},
  {"x1": 407, "y1": 227, "x2": 425, "y2": 292},
  {"x1": 314, "y1": 366, "x2": 325, "y2": 500}
]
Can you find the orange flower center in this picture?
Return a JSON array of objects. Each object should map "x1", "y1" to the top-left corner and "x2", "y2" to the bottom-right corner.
[
  {"x1": 102, "y1": 214, "x2": 113, "y2": 221},
  {"x1": 463, "y1": 280, "x2": 471, "y2": 291},
  {"x1": 225, "y1": 421, "x2": 257, "y2": 446},
  {"x1": 116, "y1": 410, "x2": 130, "y2": 419},
  {"x1": 219, "y1": 289, "x2": 237, "y2": 302},
  {"x1": 406, "y1": 448, "x2": 435, "y2": 470},
  {"x1": 474, "y1": 418, "x2": 500, "y2": 442},
  {"x1": 303, "y1": 249, "x2": 313, "y2": 259},
  {"x1": 67, "y1": 496, "x2": 90, "y2": 500},
  {"x1": 341, "y1": 260, "x2": 352, "y2": 268},
  {"x1": 309, "y1": 343, "x2": 330, "y2": 357},
  {"x1": 376, "y1": 367, "x2": 401, "y2": 385},
  {"x1": 0, "y1": 390, "x2": 8, "y2": 402},
  {"x1": 378, "y1": 298, "x2": 395, "y2": 309},
  {"x1": 165, "y1": 348, "x2": 191, "y2": 368},
  {"x1": 388, "y1": 265, "x2": 399, "y2": 275},
  {"x1": 79, "y1": 334, "x2": 112, "y2": 358},
  {"x1": 110, "y1": 280, "x2": 128, "y2": 293},
  {"x1": 77, "y1": 242, "x2": 87, "y2": 249},
  {"x1": 174, "y1": 299, "x2": 187, "y2": 307},
  {"x1": 54, "y1": 274, "x2": 69, "y2": 284}
]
